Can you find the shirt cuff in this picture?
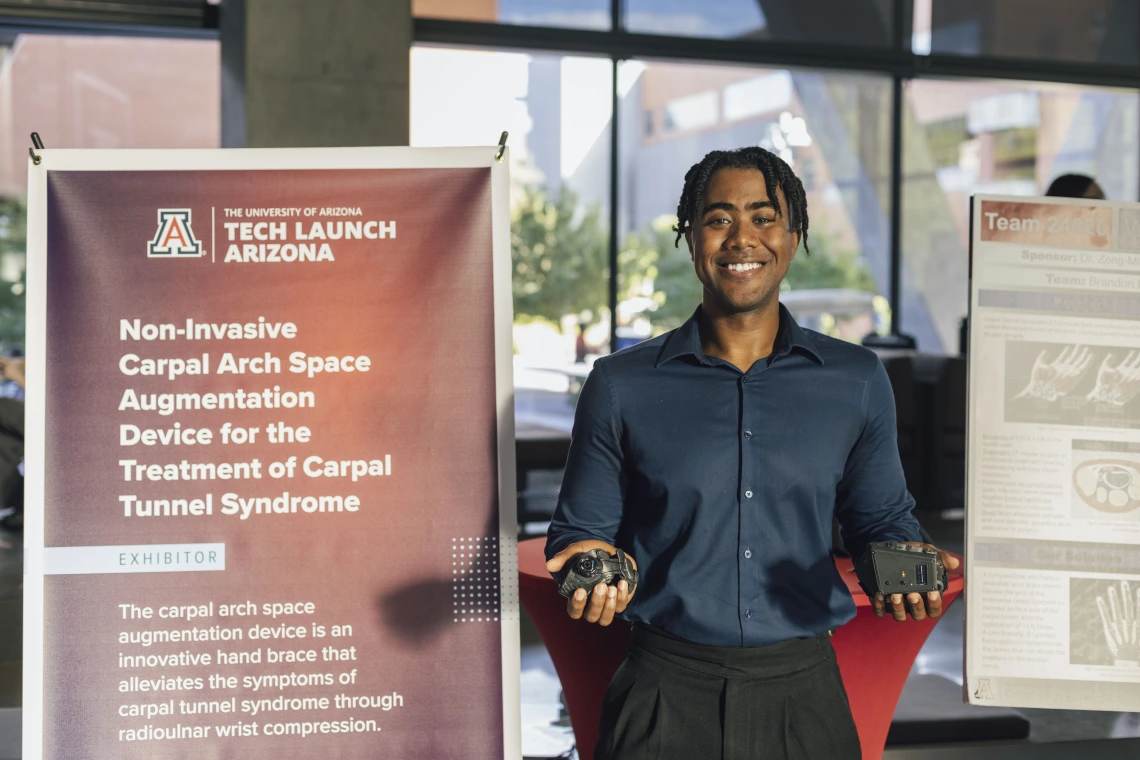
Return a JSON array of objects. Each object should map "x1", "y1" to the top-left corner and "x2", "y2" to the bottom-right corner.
[{"x1": 543, "y1": 530, "x2": 615, "y2": 561}]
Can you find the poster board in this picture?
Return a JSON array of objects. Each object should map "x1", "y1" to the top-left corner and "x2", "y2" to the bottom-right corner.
[
  {"x1": 23, "y1": 147, "x2": 520, "y2": 758},
  {"x1": 966, "y1": 194, "x2": 1140, "y2": 710}
]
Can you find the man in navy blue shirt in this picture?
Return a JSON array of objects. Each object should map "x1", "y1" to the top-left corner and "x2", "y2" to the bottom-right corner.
[{"x1": 545, "y1": 147, "x2": 959, "y2": 759}]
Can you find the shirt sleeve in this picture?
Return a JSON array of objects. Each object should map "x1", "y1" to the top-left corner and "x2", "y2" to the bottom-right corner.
[
  {"x1": 834, "y1": 360, "x2": 923, "y2": 563},
  {"x1": 544, "y1": 360, "x2": 627, "y2": 560}
]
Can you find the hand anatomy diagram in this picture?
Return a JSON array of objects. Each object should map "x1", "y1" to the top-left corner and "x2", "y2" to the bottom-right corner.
[
  {"x1": 1011, "y1": 345, "x2": 1140, "y2": 406},
  {"x1": 1085, "y1": 351, "x2": 1140, "y2": 406},
  {"x1": 1012, "y1": 345, "x2": 1093, "y2": 402},
  {"x1": 1096, "y1": 580, "x2": 1140, "y2": 665}
]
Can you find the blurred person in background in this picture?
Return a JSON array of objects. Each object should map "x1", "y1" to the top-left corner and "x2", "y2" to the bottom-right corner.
[{"x1": 1045, "y1": 174, "x2": 1106, "y2": 200}]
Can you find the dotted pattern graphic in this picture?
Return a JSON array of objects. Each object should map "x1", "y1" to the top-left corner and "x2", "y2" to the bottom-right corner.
[{"x1": 452, "y1": 536, "x2": 504, "y2": 623}]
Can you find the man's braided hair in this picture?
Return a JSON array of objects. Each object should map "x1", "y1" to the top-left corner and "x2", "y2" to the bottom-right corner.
[{"x1": 673, "y1": 146, "x2": 809, "y2": 254}]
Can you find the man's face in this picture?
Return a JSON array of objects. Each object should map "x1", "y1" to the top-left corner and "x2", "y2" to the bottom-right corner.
[{"x1": 685, "y1": 167, "x2": 799, "y2": 316}]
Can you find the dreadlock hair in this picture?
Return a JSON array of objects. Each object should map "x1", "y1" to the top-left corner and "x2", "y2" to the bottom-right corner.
[{"x1": 673, "y1": 146, "x2": 810, "y2": 255}]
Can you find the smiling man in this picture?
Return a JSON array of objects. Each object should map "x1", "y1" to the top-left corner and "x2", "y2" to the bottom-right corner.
[{"x1": 545, "y1": 146, "x2": 957, "y2": 760}]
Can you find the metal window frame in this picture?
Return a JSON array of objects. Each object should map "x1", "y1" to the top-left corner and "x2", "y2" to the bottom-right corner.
[
  {"x1": 413, "y1": 18, "x2": 1140, "y2": 89},
  {"x1": 413, "y1": 5, "x2": 1140, "y2": 341},
  {"x1": 0, "y1": 0, "x2": 217, "y2": 40}
]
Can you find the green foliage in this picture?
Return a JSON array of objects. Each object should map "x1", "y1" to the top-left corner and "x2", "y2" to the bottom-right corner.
[
  {"x1": 622, "y1": 219, "x2": 699, "y2": 330},
  {"x1": 511, "y1": 186, "x2": 608, "y2": 324},
  {"x1": 784, "y1": 235, "x2": 878, "y2": 292},
  {"x1": 0, "y1": 197, "x2": 26, "y2": 350}
]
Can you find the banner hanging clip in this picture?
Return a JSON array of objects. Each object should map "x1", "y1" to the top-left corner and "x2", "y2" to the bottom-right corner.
[
  {"x1": 495, "y1": 131, "x2": 508, "y2": 162},
  {"x1": 29, "y1": 132, "x2": 44, "y2": 165}
]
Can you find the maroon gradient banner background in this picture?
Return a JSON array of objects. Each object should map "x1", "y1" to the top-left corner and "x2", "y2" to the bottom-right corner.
[{"x1": 41, "y1": 168, "x2": 504, "y2": 758}]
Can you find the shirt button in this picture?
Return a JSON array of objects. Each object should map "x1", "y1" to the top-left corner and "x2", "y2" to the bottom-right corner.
[
  {"x1": 744, "y1": 430, "x2": 752, "y2": 438},
  {"x1": 742, "y1": 377, "x2": 749, "y2": 383},
  {"x1": 744, "y1": 549, "x2": 752, "y2": 559},
  {"x1": 745, "y1": 490, "x2": 753, "y2": 498},
  {"x1": 744, "y1": 609, "x2": 752, "y2": 619}
]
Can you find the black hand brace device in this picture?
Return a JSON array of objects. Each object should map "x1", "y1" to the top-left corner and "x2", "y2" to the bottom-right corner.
[
  {"x1": 555, "y1": 548, "x2": 639, "y2": 599},
  {"x1": 854, "y1": 541, "x2": 948, "y2": 597}
]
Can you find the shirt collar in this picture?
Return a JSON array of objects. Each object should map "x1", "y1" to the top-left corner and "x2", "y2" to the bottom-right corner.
[{"x1": 655, "y1": 302, "x2": 825, "y2": 368}]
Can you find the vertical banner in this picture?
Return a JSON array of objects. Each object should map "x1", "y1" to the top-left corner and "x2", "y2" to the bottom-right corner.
[
  {"x1": 24, "y1": 148, "x2": 520, "y2": 758},
  {"x1": 966, "y1": 194, "x2": 1140, "y2": 711}
]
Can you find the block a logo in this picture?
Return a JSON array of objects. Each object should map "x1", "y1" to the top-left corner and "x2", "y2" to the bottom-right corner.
[{"x1": 148, "y1": 209, "x2": 203, "y2": 258}]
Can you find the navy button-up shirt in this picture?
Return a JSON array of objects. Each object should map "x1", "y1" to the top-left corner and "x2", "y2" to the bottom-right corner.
[{"x1": 545, "y1": 304, "x2": 922, "y2": 647}]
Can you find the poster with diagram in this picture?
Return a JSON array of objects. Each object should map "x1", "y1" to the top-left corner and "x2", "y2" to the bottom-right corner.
[{"x1": 966, "y1": 195, "x2": 1140, "y2": 711}]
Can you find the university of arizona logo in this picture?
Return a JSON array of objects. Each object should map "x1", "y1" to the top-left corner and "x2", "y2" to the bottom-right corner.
[{"x1": 148, "y1": 209, "x2": 203, "y2": 258}]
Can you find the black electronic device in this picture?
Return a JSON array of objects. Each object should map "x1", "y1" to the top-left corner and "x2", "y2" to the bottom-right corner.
[
  {"x1": 854, "y1": 542, "x2": 947, "y2": 597},
  {"x1": 554, "y1": 548, "x2": 639, "y2": 599}
]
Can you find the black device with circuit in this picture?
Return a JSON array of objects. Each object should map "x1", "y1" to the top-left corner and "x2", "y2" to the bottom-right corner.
[
  {"x1": 554, "y1": 548, "x2": 639, "y2": 599},
  {"x1": 854, "y1": 542, "x2": 947, "y2": 597}
]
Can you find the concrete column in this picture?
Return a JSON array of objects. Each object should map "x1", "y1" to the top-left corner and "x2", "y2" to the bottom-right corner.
[{"x1": 220, "y1": 0, "x2": 410, "y2": 148}]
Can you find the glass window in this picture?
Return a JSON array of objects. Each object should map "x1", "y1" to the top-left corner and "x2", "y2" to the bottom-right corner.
[
  {"x1": 0, "y1": 34, "x2": 220, "y2": 352},
  {"x1": 625, "y1": 0, "x2": 895, "y2": 47},
  {"x1": 411, "y1": 47, "x2": 612, "y2": 436},
  {"x1": 413, "y1": 0, "x2": 611, "y2": 30},
  {"x1": 617, "y1": 60, "x2": 893, "y2": 346},
  {"x1": 902, "y1": 78, "x2": 1140, "y2": 352},
  {"x1": 913, "y1": 0, "x2": 1140, "y2": 66}
]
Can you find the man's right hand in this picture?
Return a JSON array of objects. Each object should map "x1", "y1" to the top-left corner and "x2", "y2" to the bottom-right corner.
[{"x1": 545, "y1": 540, "x2": 637, "y2": 626}]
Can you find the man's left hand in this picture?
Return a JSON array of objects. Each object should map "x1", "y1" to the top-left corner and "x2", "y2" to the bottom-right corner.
[{"x1": 871, "y1": 543, "x2": 960, "y2": 622}]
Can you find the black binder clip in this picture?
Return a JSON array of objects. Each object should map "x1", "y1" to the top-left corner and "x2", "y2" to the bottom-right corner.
[
  {"x1": 29, "y1": 132, "x2": 44, "y2": 165},
  {"x1": 495, "y1": 131, "x2": 508, "y2": 162}
]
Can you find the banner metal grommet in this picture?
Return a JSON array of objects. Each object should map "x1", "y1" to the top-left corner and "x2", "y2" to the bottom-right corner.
[{"x1": 29, "y1": 132, "x2": 44, "y2": 165}]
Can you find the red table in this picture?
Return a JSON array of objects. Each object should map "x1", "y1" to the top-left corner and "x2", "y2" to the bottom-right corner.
[{"x1": 518, "y1": 538, "x2": 964, "y2": 760}]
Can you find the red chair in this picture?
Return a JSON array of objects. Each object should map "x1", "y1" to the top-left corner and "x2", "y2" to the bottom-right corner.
[{"x1": 519, "y1": 538, "x2": 964, "y2": 760}]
